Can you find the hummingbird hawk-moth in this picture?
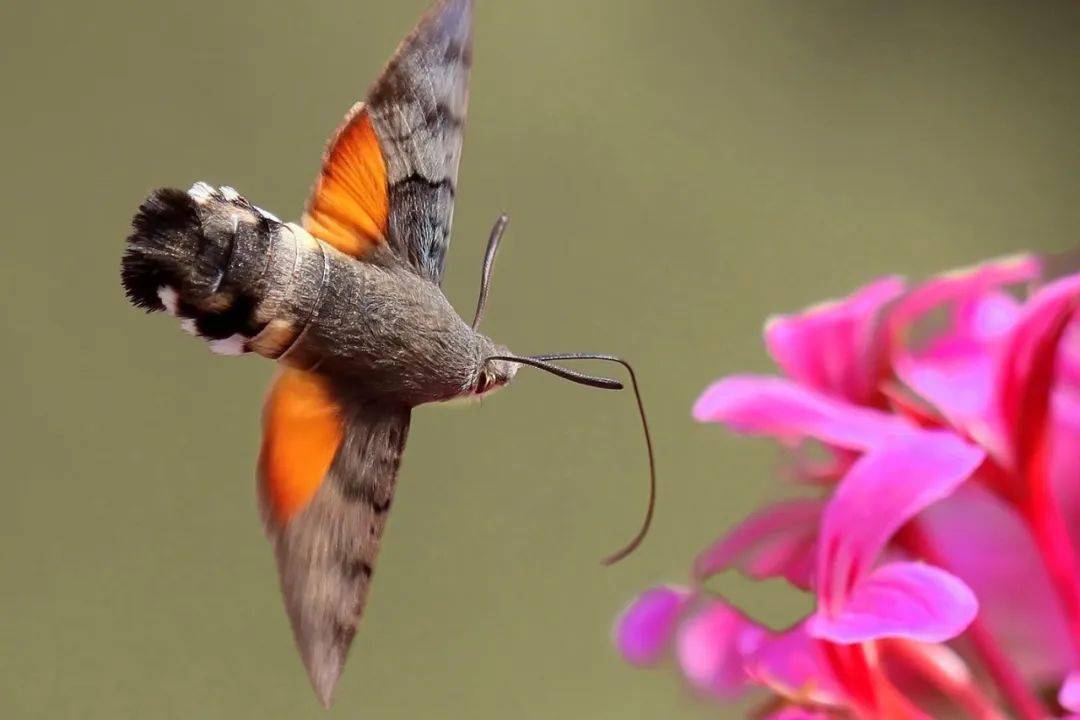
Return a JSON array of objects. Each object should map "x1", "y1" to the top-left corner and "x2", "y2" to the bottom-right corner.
[{"x1": 121, "y1": 0, "x2": 654, "y2": 707}]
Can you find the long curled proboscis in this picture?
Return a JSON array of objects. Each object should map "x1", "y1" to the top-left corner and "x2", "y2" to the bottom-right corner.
[{"x1": 484, "y1": 353, "x2": 655, "y2": 566}]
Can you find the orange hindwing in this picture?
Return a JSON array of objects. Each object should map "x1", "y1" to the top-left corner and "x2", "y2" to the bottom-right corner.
[
  {"x1": 302, "y1": 105, "x2": 389, "y2": 258},
  {"x1": 259, "y1": 368, "x2": 343, "y2": 526}
]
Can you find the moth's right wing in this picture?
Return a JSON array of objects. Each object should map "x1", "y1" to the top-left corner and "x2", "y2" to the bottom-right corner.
[{"x1": 259, "y1": 368, "x2": 411, "y2": 707}]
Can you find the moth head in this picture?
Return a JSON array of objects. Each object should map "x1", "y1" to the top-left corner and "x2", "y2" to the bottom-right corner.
[{"x1": 473, "y1": 345, "x2": 518, "y2": 396}]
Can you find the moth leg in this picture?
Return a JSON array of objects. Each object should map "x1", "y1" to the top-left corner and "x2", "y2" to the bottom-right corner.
[{"x1": 471, "y1": 214, "x2": 510, "y2": 330}]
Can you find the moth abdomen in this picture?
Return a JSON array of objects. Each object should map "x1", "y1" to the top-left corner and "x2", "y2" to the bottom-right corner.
[
  {"x1": 121, "y1": 187, "x2": 204, "y2": 310},
  {"x1": 121, "y1": 183, "x2": 329, "y2": 358}
]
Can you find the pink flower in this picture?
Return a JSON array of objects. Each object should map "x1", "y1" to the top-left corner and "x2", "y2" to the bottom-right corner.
[
  {"x1": 615, "y1": 586, "x2": 690, "y2": 667},
  {"x1": 765, "y1": 275, "x2": 905, "y2": 407},
  {"x1": 1061, "y1": 671, "x2": 1080, "y2": 715},
  {"x1": 692, "y1": 498, "x2": 822, "y2": 590},
  {"x1": 806, "y1": 433, "x2": 980, "y2": 645},
  {"x1": 617, "y1": 258, "x2": 1080, "y2": 719},
  {"x1": 615, "y1": 589, "x2": 765, "y2": 698},
  {"x1": 619, "y1": 432, "x2": 983, "y2": 718}
]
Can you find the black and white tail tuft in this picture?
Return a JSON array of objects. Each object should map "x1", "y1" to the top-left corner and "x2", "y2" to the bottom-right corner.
[{"x1": 121, "y1": 183, "x2": 283, "y2": 356}]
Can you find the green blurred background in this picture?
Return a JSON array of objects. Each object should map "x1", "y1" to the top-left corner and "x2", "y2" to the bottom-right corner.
[{"x1": 3, "y1": 0, "x2": 1078, "y2": 717}]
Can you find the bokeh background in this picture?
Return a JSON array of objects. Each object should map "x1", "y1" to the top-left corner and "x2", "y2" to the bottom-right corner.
[{"x1": 3, "y1": 0, "x2": 1079, "y2": 717}]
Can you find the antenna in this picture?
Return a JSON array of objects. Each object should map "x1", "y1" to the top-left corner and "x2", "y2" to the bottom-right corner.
[{"x1": 472, "y1": 214, "x2": 509, "y2": 331}]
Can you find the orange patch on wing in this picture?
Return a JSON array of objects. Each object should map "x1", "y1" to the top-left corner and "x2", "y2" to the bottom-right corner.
[
  {"x1": 259, "y1": 368, "x2": 343, "y2": 525},
  {"x1": 303, "y1": 104, "x2": 390, "y2": 258}
]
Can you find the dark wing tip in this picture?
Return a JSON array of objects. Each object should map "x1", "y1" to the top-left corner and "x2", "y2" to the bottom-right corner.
[
  {"x1": 361, "y1": 0, "x2": 475, "y2": 285},
  {"x1": 410, "y1": 0, "x2": 473, "y2": 62},
  {"x1": 429, "y1": 0, "x2": 473, "y2": 37}
]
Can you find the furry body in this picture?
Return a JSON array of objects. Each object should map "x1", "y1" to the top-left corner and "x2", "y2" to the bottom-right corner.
[{"x1": 123, "y1": 185, "x2": 508, "y2": 406}]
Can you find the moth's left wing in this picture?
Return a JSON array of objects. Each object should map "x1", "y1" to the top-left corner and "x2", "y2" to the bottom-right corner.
[
  {"x1": 302, "y1": 106, "x2": 390, "y2": 260},
  {"x1": 260, "y1": 370, "x2": 411, "y2": 707},
  {"x1": 303, "y1": 0, "x2": 473, "y2": 284}
]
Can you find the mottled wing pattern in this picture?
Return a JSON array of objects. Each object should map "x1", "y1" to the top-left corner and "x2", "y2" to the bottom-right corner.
[
  {"x1": 366, "y1": 0, "x2": 473, "y2": 284},
  {"x1": 263, "y1": 397, "x2": 411, "y2": 708},
  {"x1": 260, "y1": 0, "x2": 471, "y2": 705}
]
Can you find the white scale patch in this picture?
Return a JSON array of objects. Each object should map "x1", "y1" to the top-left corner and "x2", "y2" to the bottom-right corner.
[
  {"x1": 158, "y1": 285, "x2": 247, "y2": 355},
  {"x1": 254, "y1": 205, "x2": 280, "y2": 222},
  {"x1": 209, "y1": 335, "x2": 248, "y2": 356},
  {"x1": 189, "y1": 181, "x2": 281, "y2": 223},
  {"x1": 188, "y1": 181, "x2": 214, "y2": 204},
  {"x1": 163, "y1": 189, "x2": 255, "y2": 356},
  {"x1": 157, "y1": 286, "x2": 179, "y2": 315}
]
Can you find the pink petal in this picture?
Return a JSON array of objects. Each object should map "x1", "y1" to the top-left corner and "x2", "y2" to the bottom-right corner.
[
  {"x1": 924, "y1": 485, "x2": 1072, "y2": 683},
  {"x1": 765, "y1": 276, "x2": 905, "y2": 404},
  {"x1": 997, "y1": 273, "x2": 1080, "y2": 480},
  {"x1": 1060, "y1": 321, "x2": 1080, "y2": 389},
  {"x1": 1060, "y1": 671, "x2": 1080, "y2": 712},
  {"x1": 693, "y1": 498, "x2": 824, "y2": 590},
  {"x1": 808, "y1": 561, "x2": 977, "y2": 644},
  {"x1": 882, "y1": 638, "x2": 974, "y2": 687},
  {"x1": 888, "y1": 255, "x2": 1041, "y2": 341},
  {"x1": 879, "y1": 639, "x2": 1013, "y2": 720},
  {"x1": 765, "y1": 709, "x2": 835, "y2": 720},
  {"x1": 961, "y1": 291, "x2": 1026, "y2": 343},
  {"x1": 816, "y1": 432, "x2": 984, "y2": 612},
  {"x1": 1053, "y1": 389, "x2": 1080, "y2": 553},
  {"x1": 694, "y1": 376, "x2": 910, "y2": 451},
  {"x1": 890, "y1": 292, "x2": 1020, "y2": 455},
  {"x1": 888, "y1": 256, "x2": 1041, "y2": 464},
  {"x1": 744, "y1": 623, "x2": 846, "y2": 707},
  {"x1": 675, "y1": 601, "x2": 764, "y2": 697},
  {"x1": 614, "y1": 586, "x2": 690, "y2": 666},
  {"x1": 893, "y1": 337, "x2": 1008, "y2": 462},
  {"x1": 897, "y1": 345, "x2": 993, "y2": 422}
]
